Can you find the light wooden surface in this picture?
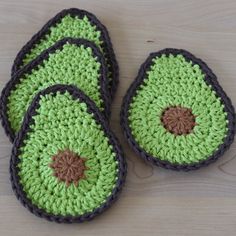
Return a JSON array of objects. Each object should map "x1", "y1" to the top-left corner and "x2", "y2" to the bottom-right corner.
[{"x1": 1, "y1": 0, "x2": 236, "y2": 235}]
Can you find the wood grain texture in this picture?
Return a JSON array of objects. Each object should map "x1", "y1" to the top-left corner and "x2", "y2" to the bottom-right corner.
[{"x1": 0, "y1": 0, "x2": 236, "y2": 235}]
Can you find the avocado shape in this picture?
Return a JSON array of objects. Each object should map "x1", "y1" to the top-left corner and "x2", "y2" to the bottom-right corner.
[
  {"x1": 10, "y1": 85, "x2": 126, "y2": 223},
  {"x1": 11, "y1": 8, "x2": 118, "y2": 97},
  {"x1": 1, "y1": 38, "x2": 110, "y2": 142},
  {"x1": 121, "y1": 48, "x2": 235, "y2": 171}
]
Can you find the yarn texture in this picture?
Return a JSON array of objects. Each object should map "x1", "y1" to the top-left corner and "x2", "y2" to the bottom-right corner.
[
  {"x1": 22, "y1": 15, "x2": 101, "y2": 66},
  {"x1": 121, "y1": 48, "x2": 235, "y2": 170}
]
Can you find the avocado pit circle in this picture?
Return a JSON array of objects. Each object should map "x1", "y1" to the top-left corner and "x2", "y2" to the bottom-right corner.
[
  {"x1": 161, "y1": 106, "x2": 196, "y2": 135},
  {"x1": 50, "y1": 149, "x2": 87, "y2": 187}
]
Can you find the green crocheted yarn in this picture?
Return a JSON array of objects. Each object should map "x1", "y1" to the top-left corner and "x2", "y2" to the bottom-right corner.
[
  {"x1": 7, "y1": 43, "x2": 103, "y2": 133},
  {"x1": 129, "y1": 54, "x2": 228, "y2": 165},
  {"x1": 17, "y1": 91, "x2": 118, "y2": 216},
  {"x1": 24, "y1": 15, "x2": 101, "y2": 64},
  {"x1": 22, "y1": 15, "x2": 112, "y2": 79}
]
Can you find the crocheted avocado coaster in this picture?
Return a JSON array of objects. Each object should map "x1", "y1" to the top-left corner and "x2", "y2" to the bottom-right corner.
[
  {"x1": 121, "y1": 48, "x2": 235, "y2": 171},
  {"x1": 0, "y1": 38, "x2": 110, "y2": 142},
  {"x1": 11, "y1": 8, "x2": 118, "y2": 98},
  {"x1": 10, "y1": 84, "x2": 126, "y2": 223}
]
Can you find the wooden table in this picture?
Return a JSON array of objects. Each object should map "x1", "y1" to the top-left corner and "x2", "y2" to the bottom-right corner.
[{"x1": 1, "y1": 0, "x2": 236, "y2": 235}]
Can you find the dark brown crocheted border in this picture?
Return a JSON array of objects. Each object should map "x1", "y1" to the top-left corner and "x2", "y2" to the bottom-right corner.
[
  {"x1": 11, "y1": 8, "x2": 119, "y2": 99},
  {"x1": 0, "y1": 38, "x2": 110, "y2": 143},
  {"x1": 120, "y1": 48, "x2": 236, "y2": 171},
  {"x1": 10, "y1": 84, "x2": 127, "y2": 223}
]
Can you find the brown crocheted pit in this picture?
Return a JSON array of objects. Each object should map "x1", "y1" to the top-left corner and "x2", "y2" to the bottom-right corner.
[
  {"x1": 50, "y1": 149, "x2": 87, "y2": 187},
  {"x1": 161, "y1": 106, "x2": 196, "y2": 135}
]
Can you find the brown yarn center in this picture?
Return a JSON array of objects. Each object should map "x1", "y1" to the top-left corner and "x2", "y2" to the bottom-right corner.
[
  {"x1": 49, "y1": 149, "x2": 87, "y2": 187},
  {"x1": 161, "y1": 106, "x2": 196, "y2": 135}
]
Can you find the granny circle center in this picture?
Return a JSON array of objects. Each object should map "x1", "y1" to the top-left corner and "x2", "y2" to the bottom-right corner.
[
  {"x1": 161, "y1": 106, "x2": 196, "y2": 135},
  {"x1": 49, "y1": 149, "x2": 87, "y2": 187}
]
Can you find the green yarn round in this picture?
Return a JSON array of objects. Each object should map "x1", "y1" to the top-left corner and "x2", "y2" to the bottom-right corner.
[
  {"x1": 8, "y1": 43, "x2": 103, "y2": 133},
  {"x1": 18, "y1": 92, "x2": 118, "y2": 216},
  {"x1": 128, "y1": 54, "x2": 228, "y2": 165}
]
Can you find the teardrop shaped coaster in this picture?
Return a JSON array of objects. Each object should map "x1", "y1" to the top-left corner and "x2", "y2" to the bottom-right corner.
[
  {"x1": 121, "y1": 48, "x2": 235, "y2": 171},
  {"x1": 1, "y1": 38, "x2": 110, "y2": 142},
  {"x1": 12, "y1": 8, "x2": 119, "y2": 97},
  {"x1": 10, "y1": 84, "x2": 126, "y2": 223}
]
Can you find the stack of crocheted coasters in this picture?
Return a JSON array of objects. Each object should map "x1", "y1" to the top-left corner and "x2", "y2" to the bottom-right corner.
[{"x1": 0, "y1": 8, "x2": 126, "y2": 223}]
